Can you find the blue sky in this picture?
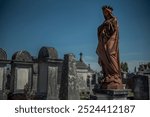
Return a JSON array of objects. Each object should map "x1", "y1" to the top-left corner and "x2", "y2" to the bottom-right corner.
[{"x1": 0, "y1": 0, "x2": 150, "y2": 72}]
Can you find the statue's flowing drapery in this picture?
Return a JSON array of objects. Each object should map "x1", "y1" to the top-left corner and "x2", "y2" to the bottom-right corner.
[{"x1": 96, "y1": 17, "x2": 123, "y2": 89}]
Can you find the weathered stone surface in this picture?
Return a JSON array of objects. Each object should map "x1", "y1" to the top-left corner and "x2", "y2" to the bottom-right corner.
[
  {"x1": 133, "y1": 75, "x2": 149, "y2": 99},
  {"x1": 38, "y1": 47, "x2": 58, "y2": 60},
  {"x1": 12, "y1": 50, "x2": 32, "y2": 61},
  {"x1": 32, "y1": 63, "x2": 38, "y2": 94},
  {"x1": 94, "y1": 89, "x2": 130, "y2": 100},
  {"x1": 47, "y1": 66, "x2": 58, "y2": 100},
  {"x1": 59, "y1": 54, "x2": 80, "y2": 100},
  {"x1": 0, "y1": 67, "x2": 4, "y2": 90},
  {"x1": 0, "y1": 49, "x2": 10, "y2": 99},
  {"x1": 76, "y1": 60, "x2": 89, "y2": 91},
  {"x1": 37, "y1": 60, "x2": 61, "y2": 100},
  {"x1": 37, "y1": 62, "x2": 48, "y2": 94},
  {"x1": 77, "y1": 74, "x2": 87, "y2": 90},
  {"x1": 16, "y1": 68, "x2": 29, "y2": 90},
  {"x1": 13, "y1": 67, "x2": 32, "y2": 93},
  {"x1": 0, "y1": 66, "x2": 10, "y2": 100},
  {"x1": 11, "y1": 50, "x2": 33, "y2": 95}
]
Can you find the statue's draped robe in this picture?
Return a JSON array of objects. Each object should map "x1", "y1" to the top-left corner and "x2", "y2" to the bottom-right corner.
[{"x1": 96, "y1": 17, "x2": 123, "y2": 89}]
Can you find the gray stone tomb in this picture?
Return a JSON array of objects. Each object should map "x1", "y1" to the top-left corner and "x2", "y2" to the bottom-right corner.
[
  {"x1": 11, "y1": 50, "x2": 33, "y2": 95},
  {"x1": 38, "y1": 47, "x2": 63, "y2": 99},
  {"x1": 0, "y1": 48, "x2": 10, "y2": 99}
]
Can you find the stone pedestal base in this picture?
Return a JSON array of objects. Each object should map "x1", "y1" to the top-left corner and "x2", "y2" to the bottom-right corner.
[{"x1": 94, "y1": 89, "x2": 131, "y2": 100}]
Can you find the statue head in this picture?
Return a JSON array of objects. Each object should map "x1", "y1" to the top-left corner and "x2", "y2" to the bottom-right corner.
[{"x1": 102, "y1": 5, "x2": 113, "y2": 19}]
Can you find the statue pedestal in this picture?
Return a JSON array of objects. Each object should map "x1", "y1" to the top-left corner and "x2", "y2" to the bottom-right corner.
[{"x1": 94, "y1": 89, "x2": 131, "y2": 100}]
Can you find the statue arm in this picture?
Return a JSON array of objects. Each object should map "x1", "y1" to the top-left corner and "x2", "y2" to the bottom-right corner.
[{"x1": 104, "y1": 17, "x2": 117, "y2": 39}]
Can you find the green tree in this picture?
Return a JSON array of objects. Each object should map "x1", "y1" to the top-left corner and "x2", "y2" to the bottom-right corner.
[{"x1": 121, "y1": 62, "x2": 128, "y2": 72}]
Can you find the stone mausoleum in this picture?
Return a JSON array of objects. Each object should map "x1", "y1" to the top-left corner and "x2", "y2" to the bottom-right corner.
[{"x1": 0, "y1": 47, "x2": 96, "y2": 100}]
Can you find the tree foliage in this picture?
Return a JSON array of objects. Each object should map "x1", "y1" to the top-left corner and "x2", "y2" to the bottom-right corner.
[{"x1": 121, "y1": 62, "x2": 128, "y2": 72}]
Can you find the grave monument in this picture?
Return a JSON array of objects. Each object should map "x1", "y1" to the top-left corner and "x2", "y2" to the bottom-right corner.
[{"x1": 95, "y1": 5, "x2": 130, "y2": 99}]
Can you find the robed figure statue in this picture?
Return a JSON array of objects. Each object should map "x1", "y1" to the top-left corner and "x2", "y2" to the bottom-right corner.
[{"x1": 96, "y1": 6, "x2": 123, "y2": 89}]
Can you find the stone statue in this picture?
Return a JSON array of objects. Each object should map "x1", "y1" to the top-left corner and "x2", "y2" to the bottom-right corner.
[{"x1": 96, "y1": 5, "x2": 123, "y2": 89}]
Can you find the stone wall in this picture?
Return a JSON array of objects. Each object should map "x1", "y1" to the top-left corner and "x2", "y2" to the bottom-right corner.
[{"x1": 59, "y1": 54, "x2": 80, "y2": 100}]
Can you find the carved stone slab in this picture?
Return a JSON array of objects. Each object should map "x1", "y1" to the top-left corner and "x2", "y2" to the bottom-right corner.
[{"x1": 47, "y1": 66, "x2": 58, "y2": 100}]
